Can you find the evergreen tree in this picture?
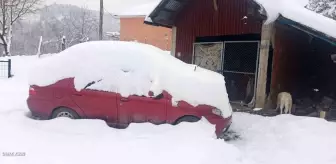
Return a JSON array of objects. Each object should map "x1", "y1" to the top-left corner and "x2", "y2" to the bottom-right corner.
[{"x1": 307, "y1": 0, "x2": 336, "y2": 19}]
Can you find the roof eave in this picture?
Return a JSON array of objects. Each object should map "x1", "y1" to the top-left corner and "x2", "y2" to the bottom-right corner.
[
  {"x1": 277, "y1": 15, "x2": 336, "y2": 46},
  {"x1": 144, "y1": 20, "x2": 172, "y2": 28},
  {"x1": 114, "y1": 15, "x2": 147, "y2": 19},
  {"x1": 146, "y1": 0, "x2": 188, "y2": 28}
]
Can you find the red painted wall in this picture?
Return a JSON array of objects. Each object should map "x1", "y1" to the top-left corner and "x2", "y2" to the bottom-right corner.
[
  {"x1": 120, "y1": 17, "x2": 172, "y2": 51},
  {"x1": 271, "y1": 24, "x2": 309, "y2": 95},
  {"x1": 174, "y1": 0, "x2": 262, "y2": 63}
]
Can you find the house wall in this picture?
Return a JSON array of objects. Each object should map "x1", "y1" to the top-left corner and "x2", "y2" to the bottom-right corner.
[
  {"x1": 120, "y1": 17, "x2": 172, "y2": 51},
  {"x1": 174, "y1": 0, "x2": 263, "y2": 63}
]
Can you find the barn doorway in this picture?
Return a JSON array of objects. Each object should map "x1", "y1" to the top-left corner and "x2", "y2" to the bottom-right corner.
[
  {"x1": 193, "y1": 35, "x2": 261, "y2": 105},
  {"x1": 270, "y1": 23, "x2": 336, "y2": 118},
  {"x1": 223, "y1": 41, "x2": 260, "y2": 104}
]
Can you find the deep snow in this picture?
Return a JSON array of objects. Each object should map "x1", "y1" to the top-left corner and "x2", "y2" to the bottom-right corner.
[{"x1": 1, "y1": 56, "x2": 336, "y2": 164}]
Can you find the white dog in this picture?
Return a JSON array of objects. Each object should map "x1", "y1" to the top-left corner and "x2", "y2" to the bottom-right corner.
[{"x1": 276, "y1": 92, "x2": 293, "y2": 114}]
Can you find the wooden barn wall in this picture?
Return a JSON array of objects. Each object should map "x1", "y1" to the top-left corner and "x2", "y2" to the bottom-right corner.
[
  {"x1": 175, "y1": 0, "x2": 263, "y2": 63},
  {"x1": 270, "y1": 23, "x2": 311, "y2": 99}
]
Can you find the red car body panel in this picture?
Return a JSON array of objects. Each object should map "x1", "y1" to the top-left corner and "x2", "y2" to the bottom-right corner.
[
  {"x1": 27, "y1": 78, "x2": 232, "y2": 137},
  {"x1": 71, "y1": 89, "x2": 119, "y2": 124},
  {"x1": 118, "y1": 95, "x2": 167, "y2": 125}
]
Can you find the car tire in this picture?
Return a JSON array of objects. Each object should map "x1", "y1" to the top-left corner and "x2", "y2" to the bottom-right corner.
[
  {"x1": 174, "y1": 116, "x2": 201, "y2": 125},
  {"x1": 51, "y1": 107, "x2": 80, "y2": 119}
]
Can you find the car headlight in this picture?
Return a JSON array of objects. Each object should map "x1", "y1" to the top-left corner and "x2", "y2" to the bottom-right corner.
[{"x1": 212, "y1": 108, "x2": 223, "y2": 116}]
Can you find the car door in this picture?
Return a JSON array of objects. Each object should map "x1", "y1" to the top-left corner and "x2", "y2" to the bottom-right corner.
[
  {"x1": 70, "y1": 82, "x2": 118, "y2": 125},
  {"x1": 118, "y1": 93, "x2": 167, "y2": 126}
]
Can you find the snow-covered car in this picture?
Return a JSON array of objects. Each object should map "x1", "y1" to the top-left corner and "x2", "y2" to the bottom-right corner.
[{"x1": 27, "y1": 41, "x2": 232, "y2": 138}]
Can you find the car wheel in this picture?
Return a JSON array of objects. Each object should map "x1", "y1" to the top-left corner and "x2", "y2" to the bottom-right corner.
[
  {"x1": 51, "y1": 107, "x2": 80, "y2": 119},
  {"x1": 174, "y1": 116, "x2": 201, "y2": 125}
]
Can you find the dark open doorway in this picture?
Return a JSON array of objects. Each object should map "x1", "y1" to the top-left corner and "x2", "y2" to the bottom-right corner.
[{"x1": 270, "y1": 23, "x2": 336, "y2": 118}]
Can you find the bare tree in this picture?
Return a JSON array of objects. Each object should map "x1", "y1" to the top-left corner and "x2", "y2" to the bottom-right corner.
[
  {"x1": 65, "y1": 6, "x2": 98, "y2": 46},
  {"x1": 0, "y1": 0, "x2": 41, "y2": 56}
]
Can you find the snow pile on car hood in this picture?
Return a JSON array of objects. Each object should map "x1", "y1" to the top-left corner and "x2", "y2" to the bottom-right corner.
[{"x1": 29, "y1": 41, "x2": 232, "y2": 117}]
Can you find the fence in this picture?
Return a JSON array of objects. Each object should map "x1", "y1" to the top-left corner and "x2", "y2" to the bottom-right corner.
[{"x1": 0, "y1": 59, "x2": 12, "y2": 78}]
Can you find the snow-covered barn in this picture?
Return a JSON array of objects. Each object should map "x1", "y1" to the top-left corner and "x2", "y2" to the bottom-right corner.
[
  {"x1": 114, "y1": 2, "x2": 172, "y2": 51},
  {"x1": 145, "y1": 0, "x2": 336, "y2": 116}
]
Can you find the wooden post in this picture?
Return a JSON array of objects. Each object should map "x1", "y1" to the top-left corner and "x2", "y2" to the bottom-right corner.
[
  {"x1": 255, "y1": 23, "x2": 274, "y2": 108},
  {"x1": 171, "y1": 26, "x2": 177, "y2": 57},
  {"x1": 37, "y1": 36, "x2": 43, "y2": 57},
  {"x1": 8, "y1": 59, "x2": 11, "y2": 78},
  {"x1": 61, "y1": 36, "x2": 66, "y2": 51},
  {"x1": 99, "y1": 0, "x2": 104, "y2": 40},
  {"x1": 213, "y1": 0, "x2": 218, "y2": 11}
]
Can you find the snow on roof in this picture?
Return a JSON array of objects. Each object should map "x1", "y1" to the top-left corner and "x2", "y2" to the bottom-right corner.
[
  {"x1": 29, "y1": 41, "x2": 232, "y2": 117},
  {"x1": 106, "y1": 31, "x2": 120, "y2": 36},
  {"x1": 255, "y1": 0, "x2": 336, "y2": 39},
  {"x1": 116, "y1": 1, "x2": 161, "y2": 17}
]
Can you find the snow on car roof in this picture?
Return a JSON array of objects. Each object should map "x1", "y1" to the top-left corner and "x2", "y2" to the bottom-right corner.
[
  {"x1": 255, "y1": 0, "x2": 336, "y2": 39},
  {"x1": 29, "y1": 41, "x2": 232, "y2": 117}
]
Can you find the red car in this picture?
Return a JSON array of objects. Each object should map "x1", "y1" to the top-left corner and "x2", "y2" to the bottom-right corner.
[{"x1": 28, "y1": 78, "x2": 232, "y2": 138}]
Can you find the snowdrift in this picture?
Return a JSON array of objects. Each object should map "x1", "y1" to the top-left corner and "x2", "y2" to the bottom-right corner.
[
  {"x1": 29, "y1": 41, "x2": 232, "y2": 117},
  {"x1": 2, "y1": 56, "x2": 336, "y2": 164}
]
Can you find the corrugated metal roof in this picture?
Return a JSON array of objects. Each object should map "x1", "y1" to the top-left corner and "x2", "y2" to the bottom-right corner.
[
  {"x1": 277, "y1": 16, "x2": 336, "y2": 46},
  {"x1": 145, "y1": 0, "x2": 263, "y2": 28},
  {"x1": 165, "y1": 0, "x2": 182, "y2": 11},
  {"x1": 145, "y1": 0, "x2": 190, "y2": 27}
]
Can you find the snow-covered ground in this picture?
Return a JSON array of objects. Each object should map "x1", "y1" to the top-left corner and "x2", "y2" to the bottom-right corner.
[{"x1": 1, "y1": 56, "x2": 336, "y2": 164}]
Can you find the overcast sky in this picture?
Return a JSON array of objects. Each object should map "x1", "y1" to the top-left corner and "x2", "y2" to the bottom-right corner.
[{"x1": 45, "y1": 0, "x2": 158, "y2": 13}]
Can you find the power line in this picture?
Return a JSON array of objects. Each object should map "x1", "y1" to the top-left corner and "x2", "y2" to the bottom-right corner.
[{"x1": 103, "y1": 7, "x2": 115, "y2": 17}]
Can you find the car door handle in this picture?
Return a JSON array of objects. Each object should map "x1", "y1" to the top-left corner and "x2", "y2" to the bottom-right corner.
[
  {"x1": 120, "y1": 98, "x2": 129, "y2": 102},
  {"x1": 73, "y1": 93, "x2": 83, "y2": 96}
]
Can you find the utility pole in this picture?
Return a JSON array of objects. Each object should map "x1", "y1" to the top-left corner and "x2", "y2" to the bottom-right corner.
[{"x1": 99, "y1": 0, "x2": 104, "y2": 40}]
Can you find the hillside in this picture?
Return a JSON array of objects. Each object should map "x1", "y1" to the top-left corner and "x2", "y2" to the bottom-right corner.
[{"x1": 10, "y1": 4, "x2": 120, "y2": 55}]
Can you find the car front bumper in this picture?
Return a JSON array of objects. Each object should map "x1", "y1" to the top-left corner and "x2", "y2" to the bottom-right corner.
[{"x1": 205, "y1": 115, "x2": 232, "y2": 139}]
